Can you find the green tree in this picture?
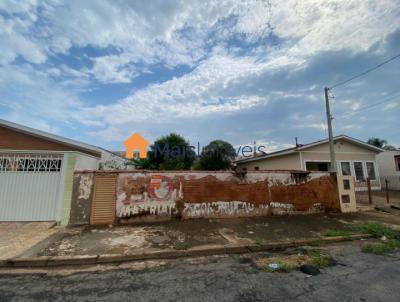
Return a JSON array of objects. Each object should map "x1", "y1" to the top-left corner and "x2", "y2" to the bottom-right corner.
[
  {"x1": 134, "y1": 133, "x2": 195, "y2": 170},
  {"x1": 367, "y1": 137, "x2": 389, "y2": 149},
  {"x1": 197, "y1": 140, "x2": 236, "y2": 170}
]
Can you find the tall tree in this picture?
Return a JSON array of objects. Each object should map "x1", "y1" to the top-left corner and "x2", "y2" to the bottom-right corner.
[
  {"x1": 367, "y1": 137, "x2": 388, "y2": 149},
  {"x1": 134, "y1": 133, "x2": 195, "y2": 170},
  {"x1": 197, "y1": 140, "x2": 236, "y2": 170}
]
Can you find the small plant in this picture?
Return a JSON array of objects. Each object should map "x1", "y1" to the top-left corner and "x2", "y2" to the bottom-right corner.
[
  {"x1": 174, "y1": 242, "x2": 190, "y2": 250},
  {"x1": 307, "y1": 250, "x2": 334, "y2": 267},
  {"x1": 321, "y1": 230, "x2": 353, "y2": 237},
  {"x1": 362, "y1": 240, "x2": 400, "y2": 254},
  {"x1": 255, "y1": 237, "x2": 264, "y2": 246},
  {"x1": 354, "y1": 223, "x2": 397, "y2": 239}
]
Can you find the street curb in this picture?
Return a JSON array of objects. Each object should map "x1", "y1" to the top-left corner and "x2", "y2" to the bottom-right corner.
[{"x1": 0, "y1": 234, "x2": 372, "y2": 269}]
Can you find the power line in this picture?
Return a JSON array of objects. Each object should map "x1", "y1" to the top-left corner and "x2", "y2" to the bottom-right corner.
[
  {"x1": 335, "y1": 93, "x2": 400, "y2": 120},
  {"x1": 329, "y1": 52, "x2": 400, "y2": 89}
]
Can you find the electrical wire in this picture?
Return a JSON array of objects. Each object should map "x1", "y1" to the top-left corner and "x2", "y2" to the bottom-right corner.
[
  {"x1": 335, "y1": 93, "x2": 400, "y2": 120},
  {"x1": 329, "y1": 52, "x2": 400, "y2": 89}
]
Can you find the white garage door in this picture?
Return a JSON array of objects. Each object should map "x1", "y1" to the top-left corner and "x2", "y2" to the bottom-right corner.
[{"x1": 0, "y1": 153, "x2": 64, "y2": 221}]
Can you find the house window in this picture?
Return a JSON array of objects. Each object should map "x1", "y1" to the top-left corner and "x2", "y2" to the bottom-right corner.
[
  {"x1": 343, "y1": 179, "x2": 350, "y2": 190},
  {"x1": 305, "y1": 161, "x2": 331, "y2": 171},
  {"x1": 366, "y1": 162, "x2": 376, "y2": 180},
  {"x1": 395, "y1": 156, "x2": 400, "y2": 171},
  {"x1": 353, "y1": 162, "x2": 364, "y2": 181},
  {"x1": 340, "y1": 162, "x2": 351, "y2": 176},
  {"x1": 254, "y1": 166, "x2": 260, "y2": 171}
]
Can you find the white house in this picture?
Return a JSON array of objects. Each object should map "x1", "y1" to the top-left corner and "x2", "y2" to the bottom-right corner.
[
  {"x1": 0, "y1": 119, "x2": 127, "y2": 224},
  {"x1": 377, "y1": 150, "x2": 400, "y2": 190}
]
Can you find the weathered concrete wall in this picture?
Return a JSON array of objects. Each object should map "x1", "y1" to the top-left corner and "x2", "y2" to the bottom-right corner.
[
  {"x1": 69, "y1": 172, "x2": 94, "y2": 225},
  {"x1": 71, "y1": 170, "x2": 340, "y2": 224},
  {"x1": 115, "y1": 171, "x2": 340, "y2": 222}
]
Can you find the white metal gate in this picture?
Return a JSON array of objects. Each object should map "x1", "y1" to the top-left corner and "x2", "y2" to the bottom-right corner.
[{"x1": 0, "y1": 152, "x2": 64, "y2": 221}]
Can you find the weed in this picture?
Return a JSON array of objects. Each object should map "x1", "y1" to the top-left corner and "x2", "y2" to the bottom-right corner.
[
  {"x1": 362, "y1": 240, "x2": 400, "y2": 254},
  {"x1": 307, "y1": 250, "x2": 334, "y2": 267},
  {"x1": 255, "y1": 237, "x2": 264, "y2": 246},
  {"x1": 174, "y1": 242, "x2": 190, "y2": 250},
  {"x1": 354, "y1": 223, "x2": 397, "y2": 239},
  {"x1": 321, "y1": 229, "x2": 353, "y2": 237}
]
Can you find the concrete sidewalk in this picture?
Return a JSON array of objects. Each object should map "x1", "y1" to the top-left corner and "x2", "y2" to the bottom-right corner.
[
  {"x1": 0, "y1": 222, "x2": 58, "y2": 260},
  {"x1": 18, "y1": 211, "x2": 400, "y2": 260}
]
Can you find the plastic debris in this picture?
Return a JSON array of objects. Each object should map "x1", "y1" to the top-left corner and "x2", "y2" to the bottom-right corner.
[{"x1": 269, "y1": 263, "x2": 280, "y2": 270}]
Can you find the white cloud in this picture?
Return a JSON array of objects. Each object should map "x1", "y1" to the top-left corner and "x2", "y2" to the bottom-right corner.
[
  {"x1": 294, "y1": 123, "x2": 327, "y2": 131},
  {"x1": 351, "y1": 102, "x2": 361, "y2": 111},
  {"x1": 89, "y1": 55, "x2": 137, "y2": 84},
  {"x1": 0, "y1": 63, "x2": 82, "y2": 123},
  {"x1": 0, "y1": 0, "x2": 399, "y2": 146},
  {"x1": 0, "y1": 15, "x2": 46, "y2": 64},
  {"x1": 383, "y1": 102, "x2": 398, "y2": 111},
  {"x1": 79, "y1": 53, "x2": 294, "y2": 131}
]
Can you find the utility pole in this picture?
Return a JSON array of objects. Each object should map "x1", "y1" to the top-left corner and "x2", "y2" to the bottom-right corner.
[{"x1": 324, "y1": 87, "x2": 336, "y2": 172}]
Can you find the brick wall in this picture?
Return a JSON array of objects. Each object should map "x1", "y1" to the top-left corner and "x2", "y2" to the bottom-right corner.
[{"x1": 72, "y1": 170, "x2": 340, "y2": 224}]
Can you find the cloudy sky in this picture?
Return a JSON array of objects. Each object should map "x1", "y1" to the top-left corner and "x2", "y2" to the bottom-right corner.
[{"x1": 0, "y1": 0, "x2": 399, "y2": 152}]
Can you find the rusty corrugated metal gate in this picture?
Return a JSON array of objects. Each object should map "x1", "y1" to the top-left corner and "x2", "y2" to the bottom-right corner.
[{"x1": 90, "y1": 173, "x2": 117, "y2": 225}]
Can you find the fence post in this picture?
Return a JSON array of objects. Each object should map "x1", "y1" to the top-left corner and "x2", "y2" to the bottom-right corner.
[
  {"x1": 385, "y1": 178, "x2": 390, "y2": 204},
  {"x1": 367, "y1": 178, "x2": 372, "y2": 205}
]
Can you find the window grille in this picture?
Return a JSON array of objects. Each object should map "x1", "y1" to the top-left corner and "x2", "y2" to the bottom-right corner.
[
  {"x1": 353, "y1": 162, "x2": 364, "y2": 181},
  {"x1": 0, "y1": 153, "x2": 63, "y2": 172},
  {"x1": 366, "y1": 162, "x2": 376, "y2": 180}
]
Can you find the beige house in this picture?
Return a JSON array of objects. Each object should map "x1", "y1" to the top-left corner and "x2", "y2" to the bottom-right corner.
[{"x1": 235, "y1": 135, "x2": 383, "y2": 191}]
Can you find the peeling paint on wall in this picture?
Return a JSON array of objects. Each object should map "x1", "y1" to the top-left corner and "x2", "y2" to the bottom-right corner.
[
  {"x1": 182, "y1": 201, "x2": 269, "y2": 218},
  {"x1": 78, "y1": 174, "x2": 93, "y2": 199},
  {"x1": 71, "y1": 170, "x2": 340, "y2": 225},
  {"x1": 116, "y1": 173, "x2": 184, "y2": 219},
  {"x1": 69, "y1": 173, "x2": 93, "y2": 225}
]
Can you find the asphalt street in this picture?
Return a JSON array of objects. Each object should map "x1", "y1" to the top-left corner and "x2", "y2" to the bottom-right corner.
[{"x1": 1, "y1": 242, "x2": 399, "y2": 302}]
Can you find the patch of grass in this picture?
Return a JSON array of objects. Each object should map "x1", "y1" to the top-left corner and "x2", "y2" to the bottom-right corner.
[
  {"x1": 354, "y1": 222, "x2": 397, "y2": 239},
  {"x1": 256, "y1": 249, "x2": 335, "y2": 273},
  {"x1": 307, "y1": 250, "x2": 334, "y2": 267},
  {"x1": 255, "y1": 237, "x2": 264, "y2": 246},
  {"x1": 256, "y1": 255, "x2": 306, "y2": 273},
  {"x1": 174, "y1": 242, "x2": 190, "y2": 250},
  {"x1": 362, "y1": 240, "x2": 400, "y2": 254},
  {"x1": 321, "y1": 229, "x2": 353, "y2": 237}
]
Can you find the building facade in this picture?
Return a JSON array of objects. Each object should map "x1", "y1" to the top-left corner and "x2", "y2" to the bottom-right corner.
[{"x1": 235, "y1": 135, "x2": 383, "y2": 191}]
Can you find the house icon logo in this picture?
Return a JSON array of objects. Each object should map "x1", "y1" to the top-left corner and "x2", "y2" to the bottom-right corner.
[{"x1": 124, "y1": 133, "x2": 149, "y2": 159}]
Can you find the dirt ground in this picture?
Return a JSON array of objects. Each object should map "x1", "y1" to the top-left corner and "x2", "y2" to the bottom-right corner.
[{"x1": 32, "y1": 210, "x2": 400, "y2": 257}]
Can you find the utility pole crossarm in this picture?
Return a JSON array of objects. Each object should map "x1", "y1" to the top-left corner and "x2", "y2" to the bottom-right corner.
[{"x1": 324, "y1": 87, "x2": 336, "y2": 172}]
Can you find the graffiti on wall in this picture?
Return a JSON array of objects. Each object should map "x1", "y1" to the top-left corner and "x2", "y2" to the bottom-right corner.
[
  {"x1": 116, "y1": 174, "x2": 184, "y2": 218},
  {"x1": 109, "y1": 171, "x2": 340, "y2": 220},
  {"x1": 182, "y1": 201, "x2": 270, "y2": 218}
]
